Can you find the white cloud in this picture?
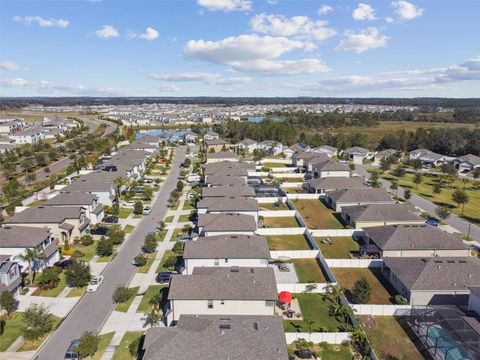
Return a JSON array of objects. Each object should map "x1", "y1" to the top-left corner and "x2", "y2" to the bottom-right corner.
[
  {"x1": 95, "y1": 25, "x2": 119, "y2": 39},
  {"x1": 318, "y1": 5, "x2": 333, "y2": 15},
  {"x1": 13, "y1": 15, "x2": 69, "y2": 28},
  {"x1": 184, "y1": 34, "x2": 328, "y2": 75},
  {"x1": 129, "y1": 27, "x2": 159, "y2": 41},
  {"x1": 352, "y1": 3, "x2": 377, "y2": 21},
  {"x1": 392, "y1": 1, "x2": 424, "y2": 20},
  {"x1": 149, "y1": 71, "x2": 252, "y2": 85},
  {"x1": 1, "y1": 60, "x2": 21, "y2": 71},
  {"x1": 385, "y1": 16, "x2": 394, "y2": 23},
  {"x1": 335, "y1": 27, "x2": 387, "y2": 53},
  {"x1": 157, "y1": 83, "x2": 181, "y2": 92},
  {"x1": 197, "y1": 0, "x2": 252, "y2": 12},
  {"x1": 267, "y1": 0, "x2": 278, "y2": 5},
  {"x1": 0, "y1": 78, "x2": 29, "y2": 87},
  {"x1": 250, "y1": 13, "x2": 335, "y2": 41}
]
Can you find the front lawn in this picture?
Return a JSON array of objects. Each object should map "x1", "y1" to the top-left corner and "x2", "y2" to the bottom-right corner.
[
  {"x1": 267, "y1": 234, "x2": 311, "y2": 250},
  {"x1": 262, "y1": 216, "x2": 300, "y2": 228},
  {"x1": 92, "y1": 332, "x2": 115, "y2": 360},
  {"x1": 0, "y1": 312, "x2": 24, "y2": 351},
  {"x1": 183, "y1": 201, "x2": 194, "y2": 210},
  {"x1": 316, "y1": 236, "x2": 360, "y2": 258},
  {"x1": 66, "y1": 286, "x2": 86, "y2": 297},
  {"x1": 124, "y1": 224, "x2": 134, "y2": 234},
  {"x1": 293, "y1": 259, "x2": 327, "y2": 283},
  {"x1": 164, "y1": 215, "x2": 174, "y2": 223},
  {"x1": 32, "y1": 272, "x2": 67, "y2": 297},
  {"x1": 115, "y1": 287, "x2": 140, "y2": 313},
  {"x1": 259, "y1": 202, "x2": 290, "y2": 211},
  {"x1": 283, "y1": 294, "x2": 350, "y2": 332},
  {"x1": 332, "y1": 268, "x2": 398, "y2": 304},
  {"x1": 118, "y1": 208, "x2": 132, "y2": 219},
  {"x1": 137, "y1": 252, "x2": 157, "y2": 273},
  {"x1": 178, "y1": 214, "x2": 192, "y2": 222},
  {"x1": 17, "y1": 314, "x2": 62, "y2": 351},
  {"x1": 112, "y1": 331, "x2": 143, "y2": 360},
  {"x1": 137, "y1": 285, "x2": 168, "y2": 313},
  {"x1": 364, "y1": 316, "x2": 424, "y2": 360},
  {"x1": 156, "y1": 250, "x2": 181, "y2": 272},
  {"x1": 61, "y1": 243, "x2": 97, "y2": 263},
  {"x1": 293, "y1": 199, "x2": 345, "y2": 229}
]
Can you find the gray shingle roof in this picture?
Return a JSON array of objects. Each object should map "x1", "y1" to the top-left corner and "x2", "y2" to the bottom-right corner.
[
  {"x1": 343, "y1": 146, "x2": 370, "y2": 155},
  {"x1": 61, "y1": 179, "x2": 114, "y2": 192},
  {"x1": 343, "y1": 204, "x2": 422, "y2": 223},
  {"x1": 306, "y1": 176, "x2": 366, "y2": 191},
  {"x1": 4, "y1": 206, "x2": 83, "y2": 224},
  {"x1": 204, "y1": 139, "x2": 228, "y2": 146},
  {"x1": 43, "y1": 192, "x2": 97, "y2": 206},
  {"x1": 205, "y1": 174, "x2": 246, "y2": 187},
  {"x1": 168, "y1": 267, "x2": 277, "y2": 300},
  {"x1": 184, "y1": 235, "x2": 269, "y2": 259},
  {"x1": 384, "y1": 257, "x2": 480, "y2": 291},
  {"x1": 327, "y1": 188, "x2": 394, "y2": 204},
  {"x1": 202, "y1": 161, "x2": 254, "y2": 175},
  {"x1": 458, "y1": 154, "x2": 480, "y2": 166},
  {"x1": 207, "y1": 151, "x2": 239, "y2": 160},
  {"x1": 143, "y1": 315, "x2": 288, "y2": 360},
  {"x1": 0, "y1": 225, "x2": 51, "y2": 247},
  {"x1": 201, "y1": 185, "x2": 255, "y2": 198},
  {"x1": 314, "y1": 159, "x2": 351, "y2": 172},
  {"x1": 237, "y1": 138, "x2": 257, "y2": 146},
  {"x1": 198, "y1": 213, "x2": 256, "y2": 232},
  {"x1": 197, "y1": 196, "x2": 259, "y2": 212}
]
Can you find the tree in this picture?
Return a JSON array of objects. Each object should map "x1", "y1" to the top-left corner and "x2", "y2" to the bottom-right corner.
[
  {"x1": 113, "y1": 286, "x2": 133, "y2": 304},
  {"x1": 107, "y1": 225, "x2": 125, "y2": 245},
  {"x1": 391, "y1": 166, "x2": 405, "y2": 178},
  {"x1": 176, "y1": 180, "x2": 184, "y2": 192},
  {"x1": 143, "y1": 311, "x2": 162, "y2": 328},
  {"x1": 96, "y1": 236, "x2": 113, "y2": 257},
  {"x1": 410, "y1": 159, "x2": 422, "y2": 172},
  {"x1": 0, "y1": 290, "x2": 17, "y2": 314},
  {"x1": 403, "y1": 188, "x2": 411, "y2": 200},
  {"x1": 390, "y1": 180, "x2": 399, "y2": 198},
  {"x1": 25, "y1": 172, "x2": 36, "y2": 184},
  {"x1": 435, "y1": 206, "x2": 451, "y2": 221},
  {"x1": 76, "y1": 331, "x2": 100, "y2": 358},
  {"x1": 133, "y1": 201, "x2": 143, "y2": 215},
  {"x1": 15, "y1": 247, "x2": 46, "y2": 281},
  {"x1": 412, "y1": 172, "x2": 423, "y2": 189},
  {"x1": 22, "y1": 304, "x2": 53, "y2": 340},
  {"x1": 369, "y1": 172, "x2": 380, "y2": 188},
  {"x1": 451, "y1": 189, "x2": 469, "y2": 216},
  {"x1": 133, "y1": 253, "x2": 147, "y2": 267},
  {"x1": 326, "y1": 284, "x2": 341, "y2": 305},
  {"x1": 149, "y1": 290, "x2": 165, "y2": 312},
  {"x1": 65, "y1": 261, "x2": 91, "y2": 288},
  {"x1": 143, "y1": 233, "x2": 157, "y2": 253},
  {"x1": 379, "y1": 157, "x2": 392, "y2": 172},
  {"x1": 432, "y1": 183, "x2": 442, "y2": 197},
  {"x1": 473, "y1": 167, "x2": 480, "y2": 181},
  {"x1": 143, "y1": 186, "x2": 153, "y2": 200},
  {"x1": 36, "y1": 268, "x2": 60, "y2": 289},
  {"x1": 80, "y1": 235, "x2": 94, "y2": 246},
  {"x1": 351, "y1": 277, "x2": 371, "y2": 304}
]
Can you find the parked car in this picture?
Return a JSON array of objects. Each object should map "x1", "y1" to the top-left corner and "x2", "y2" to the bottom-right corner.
[
  {"x1": 425, "y1": 218, "x2": 439, "y2": 227},
  {"x1": 102, "y1": 215, "x2": 118, "y2": 224},
  {"x1": 156, "y1": 272, "x2": 173, "y2": 284},
  {"x1": 90, "y1": 226, "x2": 108, "y2": 236},
  {"x1": 143, "y1": 205, "x2": 152, "y2": 215},
  {"x1": 87, "y1": 275, "x2": 104, "y2": 292},
  {"x1": 122, "y1": 201, "x2": 135, "y2": 207},
  {"x1": 65, "y1": 339, "x2": 81, "y2": 360},
  {"x1": 54, "y1": 258, "x2": 76, "y2": 269},
  {"x1": 134, "y1": 186, "x2": 143, "y2": 193},
  {"x1": 131, "y1": 254, "x2": 145, "y2": 266},
  {"x1": 177, "y1": 235, "x2": 192, "y2": 242},
  {"x1": 143, "y1": 178, "x2": 153, "y2": 184}
]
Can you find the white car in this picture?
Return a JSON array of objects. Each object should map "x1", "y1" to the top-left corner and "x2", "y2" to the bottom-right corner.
[
  {"x1": 122, "y1": 201, "x2": 135, "y2": 208},
  {"x1": 143, "y1": 205, "x2": 152, "y2": 215},
  {"x1": 87, "y1": 275, "x2": 104, "y2": 292}
]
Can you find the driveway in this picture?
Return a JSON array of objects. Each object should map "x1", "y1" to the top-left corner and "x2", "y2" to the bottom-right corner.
[{"x1": 33, "y1": 146, "x2": 185, "y2": 360}]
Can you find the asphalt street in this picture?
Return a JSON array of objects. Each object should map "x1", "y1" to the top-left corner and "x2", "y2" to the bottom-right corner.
[{"x1": 34, "y1": 146, "x2": 185, "y2": 360}]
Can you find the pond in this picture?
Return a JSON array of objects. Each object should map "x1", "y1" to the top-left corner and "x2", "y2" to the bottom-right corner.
[
  {"x1": 245, "y1": 116, "x2": 284, "y2": 122},
  {"x1": 136, "y1": 128, "x2": 190, "y2": 138}
]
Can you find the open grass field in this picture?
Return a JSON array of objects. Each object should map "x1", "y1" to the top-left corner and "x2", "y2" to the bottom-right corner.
[
  {"x1": 262, "y1": 216, "x2": 300, "y2": 228},
  {"x1": 316, "y1": 236, "x2": 360, "y2": 258},
  {"x1": 114, "y1": 287, "x2": 140, "y2": 313},
  {"x1": 112, "y1": 331, "x2": 143, "y2": 360},
  {"x1": 293, "y1": 259, "x2": 327, "y2": 282},
  {"x1": 266, "y1": 234, "x2": 311, "y2": 250},
  {"x1": 293, "y1": 199, "x2": 345, "y2": 229},
  {"x1": 364, "y1": 316, "x2": 424, "y2": 360},
  {"x1": 332, "y1": 268, "x2": 398, "y2": 304},
  {"x1": 137, "y1": 285, "x2": 168, "y2": 313}
]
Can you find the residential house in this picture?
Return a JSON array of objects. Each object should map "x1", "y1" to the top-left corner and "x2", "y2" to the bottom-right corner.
[
  {"x1": 197, "y1": 213, "x2": 256, "y2": 237},
  {"x1": 312, "y1": 145, "x2": 338, "y2": 158},
  {"x1": 304, "y1": 176, "x2": 366, "y2": 194},
  {"x1": 204, "y1": 174, "x2": 247, "y2": 187},
  {"x1": 468, "y1": 286, "x2": 480, "y2": 316},
  {"x1": 374, "y1": 149, "x2": 399, "y2": 165},
  {"x1": 453, "y1": 154, "x2": 480, "y2": 173},
  {"x1": 341, "y1": 204, "x2": 423, "y2": 228},
  {"x1": 197, "y1": 197, "x2": 259, "y2": 222},
  {"x1": 204, "y1": 131, "x2": 219, "y2": 141},
  {"x1": 206, "y1": 151, "x2": 239, "y2": 164},
  {"x1": 183, "y1": 234, "x2": 270, "y2": 274},
  {"x1": 288, "y1": 143, "x2": 310, "y2": 153},
  {"x1": 257, "y1": 141, "x2": 283, "y2": 156},
  {"x1": 362, "y1": 224, "x2": 470, "y2": 257},
  {"x1": 409, "y1": 148, "x2": 445, "y2": 168},
  {"x1": 0, "y1": 120, "x2": 25, "y2": 134},
  {"x1": 142, "y1": 315, "x2": 288, "y2": 360},
  {"x1": 303, "y1": 154, "x2": 330, "y2": 172},
  {"x1": 340, "y1": 146, "x2": 374, "y2": 164},
  {"x1": 9, "y1": 127, "x2": 44, "y2": 144},
  {"x1": 203, "y1": 139, "x2": 229, "y2": 153},
  {"x1": 313, "y1": 159, "x2": 351, "y2": 178},
  {"x1": 42, "y1": 192, "x2": 104, "y2": 224},
  {"x1": 59, "y1": 178, "x2": 116, "y2": 206},
  {"x1": 201, "y1": 185, "x2": 255, "y2": 198},
  {"x1": 235, "y1": 138, "x2": 258, "y2": 153},
  {"x1": 184, "y1": 131, "x2": 199, "y2": 143},
  {"x1": 166, "y1": 267, "x2": 277, "y2": 322},
  {"x1": 292, "y1": 151, "x2": 318, "y2": 168},
  {"x1": 383, "y1": 257, "x2": 480, "y2": 305},
  {"x1": 325, "y1": 188, "x2": 394, "y2": 211},
  {"x1": 0, "y1": 255, "x2": 22, "y2": 294}
]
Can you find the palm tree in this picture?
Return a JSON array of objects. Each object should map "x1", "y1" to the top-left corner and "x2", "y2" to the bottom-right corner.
[
  {"x1": 15, "y1": 247, "x2": 46, "y2": 281},
  {"x1": 326, "y1": 284, "x2": 342, "y2": 305},
  {"x1": 143, "y1": 311, "x2": 162, "y2": 328},
  {"x1": 149, "y1": 292, "x2": 163, "y2": 312}
]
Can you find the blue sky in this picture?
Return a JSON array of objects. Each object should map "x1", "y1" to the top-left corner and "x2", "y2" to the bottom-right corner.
[{"x1": 1, "y1": 0, "x2": 479, "y2": 97}]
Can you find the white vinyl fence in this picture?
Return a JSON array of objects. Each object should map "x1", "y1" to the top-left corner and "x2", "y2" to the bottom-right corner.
[
  {"x1": 256, "y1": 197, "x2": 288, "y2": 203},
  {"x1": 325, "y1": 259, "x2": 383, "y2": 268},
  {"x1": 350, "y1": 304, "x2": 413, "y2": 316},
  {"x1": 285, "y1": 332, "x2": 351, "y2": 345},
  {"x1": 270, "y1": 250, "x2": 319, "y2": 259},
  {"x1": 259, "y1": 210, "x2": 297, "y2": 217},
  {"x1": 256, "y1": 227, "x2": 307, "y2": 236},
  {"x1": 262, "y1": 158, "x2": 292, "y2": 165},
  {"x1": 310, "y1": 229, "x2": 359, "y2": 237},
  {"x1": 280, "y1": 182, "x2": 304, "y2": 188},
  {"x1": 287, "y1": 193, "x2": 321, "y2": 200},
  {"x1": 277, "y1": 282, "x2": 332, "y2": 293}
]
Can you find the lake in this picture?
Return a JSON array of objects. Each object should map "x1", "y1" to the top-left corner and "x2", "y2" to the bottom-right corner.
[
  {"x1": 245, "y1": 116, "x2": 283, "y2": 122},
  {"x1": 136, "y1": 128, "x2": 190, "y2": 138}
]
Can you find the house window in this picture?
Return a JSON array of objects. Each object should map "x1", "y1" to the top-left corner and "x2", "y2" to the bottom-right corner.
[
  {"x1": 225, "y1": 259, "x2": 229, "y2": 263},
  {"x1": 208, "y1": 300, "x2": 213, "y2": 309}
]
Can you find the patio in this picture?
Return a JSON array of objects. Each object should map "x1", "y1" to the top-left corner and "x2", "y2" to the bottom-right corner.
[
  {"x1": 272, "y1": 262, "x2": 299, "y2": 283},
  {"x1": 275, "y1": 298, "x2": 303, "y2": 320},
  {"x1": 292, "y1": 199, "x2": 345, "y2": 229}
]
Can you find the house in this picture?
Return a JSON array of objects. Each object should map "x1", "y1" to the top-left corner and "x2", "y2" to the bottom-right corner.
[
  {"x1": 166, "y1": 267, "x2": 277, "y2": 322},
  {"x1": 313, "y1": 159, "x2": 351, "y2": 178},
  {"x1": 9, "y1": 127, "x2": 44, "y2": 144},
  {"x1": 282, "y1": 147, "x2": 295, "y2": 159},
  {"x1": 42, "y1": 192, "x2": 104, "y2": 225},
  {"x1": 201, "y1": 185, "x2": 255, "y2": 198},
  {"x1": 340, "y1": 146, "x2": 374, "y2": 164},
  {"x1": 203, "y1": 131, "x2": 219, "y2": 141},
  {"x1": 312, "y1": 145, "x2": 337, "y2": 158},
  {"x1": 206, "y1": 151, "x2": 239, "y2": 164},
  {"x1": 235, "y1": 138, "x2": 258, "y2": 153},
  {"x1": 0, "y1": 226, "x2": 60, "y2": 274},
  {"x1": 374, "y1": 149, "x2": 399, "y2": 165},
  {"x1": 203, "y1": 139, "x2": 229, "y2": 153},
  {"x1": 4, "y1": 206, "x2": 89, "y2": 245},
  {"x1": 409, "y1": 148, "x2": 445, "y2": 167},
  {"x1": 204, "y1": 174, "x2": 247, "y2": 187},
  {"x1": 383, "y1": 257, "x2": 480, "y2": 305},
  {"x1": 453, "y1": 154, "x2": 480, "y2": 173},
  {"x1": 183, "y1": 234, "x2": 270, "y2": 274},
  {"x1": 303, "y1": 154, "x2": 330, "y2": 172},
  {"x1": 197, "y1": 213, "x2": 256, "y2": 237},
  {"x1": 362, "y1": 224, "x2": 470, "y2": 257},
  {"x1": 468, "y1": 286, "x2": 480, "y2": 315},
  {"x1": 257, "y1": 141, "x2": 283, "y2": 156},
  {"x1": 288, "y1": 143, "x2": 310, "y2": 153},
  {"x1": 292, "y1": 151, "x2": 318, "y2": 168},
  {"x1": 0, "y1": 120, "x2": 25, "y2": 134},
  {"x1": 197, "y1": 197, "x2": 259, "y2": 222},
  {"x1": 325, "y1": 188, "x2": 394, "y2": 211},
  {"x1": 202, "y1": 161, "x2": 255, "y2": 176},
  {"x1": 183, "y1": 131, "x2": 199, "y2": 143},
  {"x1": 59, "y1": 178, "x2": 116, "y2": 206},
  {"x1": 341, "y1": 204, "x2": 423, "y2": 228},
  {"x1": 142, "y1": 315, "x2": 288, "y2": 360},
  {"x1": 0, "y1": 255, "x2": 22, "y2": 294},
  {"x1": 304, "y1": 176, "x2": 366, "y2": 194}
]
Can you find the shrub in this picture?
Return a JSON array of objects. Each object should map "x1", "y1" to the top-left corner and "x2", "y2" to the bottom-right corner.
[
  {"x1": 395, "y1": 294, "x2": 408, "y2": 305},
  {"x1": 65, "y1": 261, "x2": 91, "y2": 288},
  {"x1": 143, "y1": 234, "x2": 157, "y2": 253},
  {"x1": 22, "y1": 304, "x2": 53, "y2": 340},
  {"x1": 352, "y1": 277, "x2": 371, "y2": 304},
  {"x1": 113, "y1": 286, "x2": 133, "y2": 304},
  {"x1": 80, "y1": 235, "x2": 94, "y2": 246},
  {"x1": 134, "y1": 253, "x2": 147, "y2": 267},
  {"x1": 163, "y1": 256, "x2": 177, "y2": 270},
  {"x1": 107, "y1": 225, "x2": 125, "y2": 245},
  {"x1": 133, "y1": 201, "x2": 143, "y2": 215},
  {"x1": 96, "y1": 236, "x2": 113, "y2": 257},
  {"x1": 36, "y1": 268, "x2": 60, "y2": 290},
  {"x1": 172, "y1": 241, "x2": 184, "y2": 254},
  {"x1": 129, "y1": 335, "x2": 143, "y2": 357},
  {"x1": 0, "y1": 290, "x2": 17, "y2": 314},
  {"x1": 76, "y1": 331, "x2": 100, "y2": 358}
]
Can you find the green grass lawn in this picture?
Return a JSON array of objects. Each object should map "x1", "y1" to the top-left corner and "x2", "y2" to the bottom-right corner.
[
  {"x1": 112, "y1": 331, "x2": 143, "y2": 360},
  {"x1": 115, "y1": 287, "x2": 140, "y2": 313},
  {"x1": 280, "y1": 177, "x2": 305, "y2": 182},
  {"x1": 284, "y1": 187, "x2": 305, "y2": 194},
  {"x1": 259, "y1": 202, "x2": 290, "y2": 210},
  {"x1": 316, "y1": 236, "x2": 360, "y2": 258},
  {"x1": 264, "y1": 162, "x2": 289, "y2": 167},
  {"x1": 365, "y1": 316, "x2": 424, "y2": 360},
  {"x1": 132, "y1": 213, "x2": 142, "y2": 219},
  {"x1": 284, "y1": 294, "x2": 349, "y2": 332},
  {"x1": 0, "y1": 313, "x2": 25, "y2": 351},
  {"x1": 164, "y1": 215, "x2": 174, "y2": 223},
  {"x1": 92, "y1": 332, "x2": 115, "y2": 360},
  {"x1": 262, "y1": 216, "x2": 300, "y2": 228},
  {"x1": 137, "y1": 252, "x2": 157, "y2": 273},
  {"x1": 66, "y1": 286, "x2": 86, "y2": 297},
  {"x1": 61, "y1": 243, "x2": 97, "y2": 263},
  {"x1": 118, "y1": 208, "x2": 133, "y2": 219},
  {"x1": 137, "y1": 285, "x2": 168, "y2": 313},
  {"x1": 288, "y1": 343, "x2": 352, "y2": 360},
  {"x1": 32, "y1": 272, "x2": 67, "y2": 297},
  {"x1": 293, "y1": 259, "x2": 327, "y2": 282},
  {"x1": 182, "y1": 201, "x2": 194, "y2": 210},
  {"x1": 156, "y1": 230, "x2": 168, "y2": 242},
  {"x1": 97, "y1": 252, "x2": 116, "y2": 263},
  {"x1": 333, "y1": 268, "x2": 398, "y2": 304},
  {"x1": 17, "y1": 314, "x2": 62, "y2": 351},
  {"x1": 124, "y1": 224, "x2": 134, "y2": 234},
  {"x1": 293, "y1": 199, "x2": 345, "y2": 229},
  {"x1": 171, "y1": 228, "x2": 187, "y2": 242},
  {"x1": 266, "y1": 234, "x2": 311, "y2": 250},
  {"x1": 178, "y1": 214, "x2": 192, "y2": 222},
  {"x1": 156, "y1": 250, "x2": 180, "y2": 272}
]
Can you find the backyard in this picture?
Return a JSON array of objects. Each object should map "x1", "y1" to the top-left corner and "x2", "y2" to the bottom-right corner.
[
  {"x1": 259, "y1": 202, "x2": 291, "y2": 211},
  {"x1": 266, "y1": 234, "x2": 312, "y2": 250},
  {"x1": 292, "y1": 199, "x2": 345, "y2": 229},
  {"x1": 293, "y1": 259, "x2": 327, "y2": 283},
  {"x1": 332, "y1": 268, "x2": 398, "y2": 304},
  {"x1": 288, "y1": 343, "x2": 352, "y2": 360},
  {"x1": 262, "y1": 216, "x2": 300, "y2": 228},
  {"x1": 316, "y1": 236, "x2": 360, "y2": 258}
]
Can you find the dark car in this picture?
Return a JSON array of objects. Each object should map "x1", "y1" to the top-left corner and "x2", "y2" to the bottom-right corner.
[
  {"x1": 90, "y1": 226, "x2": 108, "y2": 236},
  {"x1": 156, "y1": 272, "x2": 173, "y2": 284},
  {"x1": 65, "y1": 339, "x2": 81, "y2": 360},
  {"x1": 102, "y1": 216, "x2": 118, "y2": 224},
  {"x1": 54, "y1": 258, "x2": 76, "y2": 269}
]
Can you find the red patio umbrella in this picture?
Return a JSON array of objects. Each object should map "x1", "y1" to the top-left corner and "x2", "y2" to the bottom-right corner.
[{"x1": 278, "y1": 291, "x2": 292, "y2": 303}]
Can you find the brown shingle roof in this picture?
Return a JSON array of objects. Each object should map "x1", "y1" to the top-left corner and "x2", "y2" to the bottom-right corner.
[
  {"x1": 343, "y1": 204, "x2": 422, "y2": 223},
  {"x1": 327, "y1": 188, "x2": 394, "y2": 204},
  {"x1": 0, "y1": 226, "x2": 50, "y2": 247},
  {"x1": 198, "y1": 213, "x2": 256, "y2": 232}
]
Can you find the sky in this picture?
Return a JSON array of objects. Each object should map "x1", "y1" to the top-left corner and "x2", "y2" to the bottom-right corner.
[{"x1": 1, "y1": 0, "x2": 479, "y2": 98}]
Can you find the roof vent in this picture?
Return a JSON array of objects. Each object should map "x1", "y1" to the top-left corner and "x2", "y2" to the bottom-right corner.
[
  {"x1": 253, "y1": 322, "x2": 258, "y2": 330},
  {"x1": 230, "y1": 267, "x2": 240, "y2": 272}
]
